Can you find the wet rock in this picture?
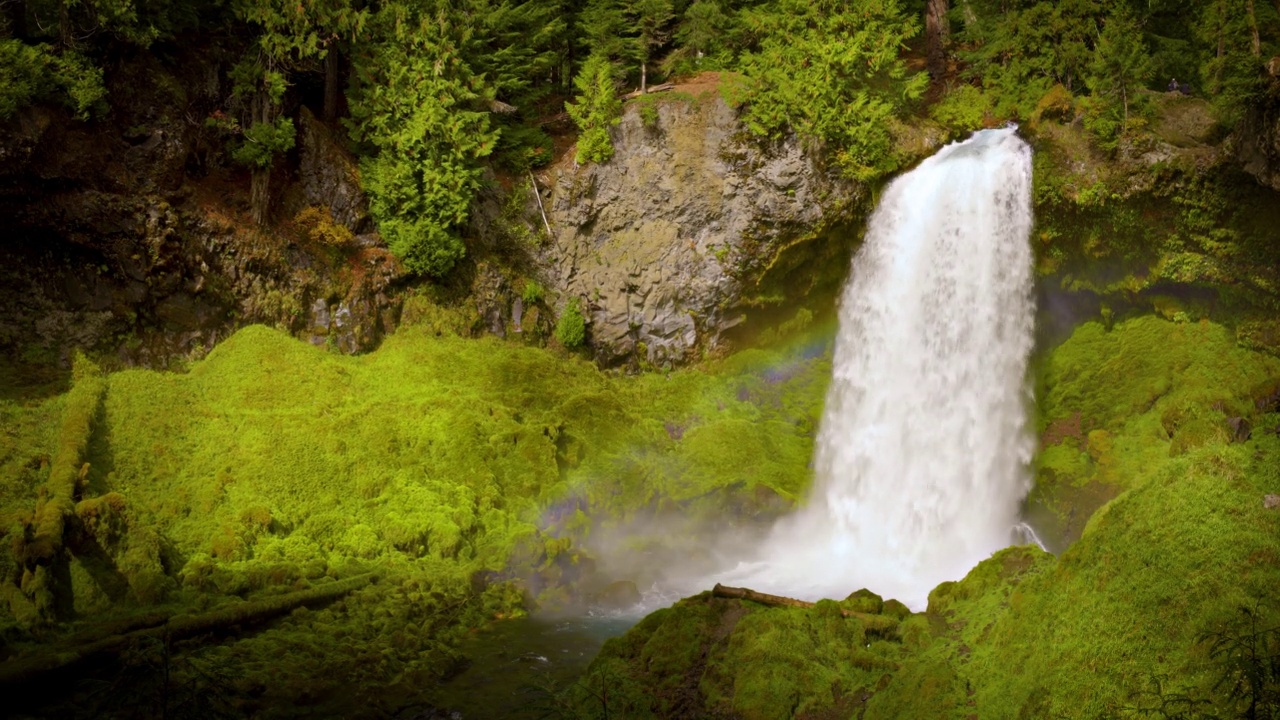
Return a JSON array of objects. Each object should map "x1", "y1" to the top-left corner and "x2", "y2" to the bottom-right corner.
[
  {"x1": 0, "y1": 51, "x2": 402, "y2": 367},
  {"x1": 594, "y1": 580, "x2": 641, "y2": 609},
  {"x1": 1227, "y1": 416, "x2": 1252, "y2": 443},
  {"x1": 295, "y1": 107, "x2": 371, "y2": 233}
]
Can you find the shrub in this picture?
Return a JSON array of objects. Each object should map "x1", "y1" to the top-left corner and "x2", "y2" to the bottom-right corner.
[
  {"x1": 522, "y1": 280, "x2": 545, "y2": 305},
  {"x1": 0, "y1": 40, "x2": 106, "y2": 121},
  {"x1": 931, "y1": 84, "x2": 991, "y2": 131},
  {"x1": 555, "y1": 298, "x2": 586, "y2": 348},
  {"x1": 294, "y1": 206, "x2": 354, "y2": 246}
]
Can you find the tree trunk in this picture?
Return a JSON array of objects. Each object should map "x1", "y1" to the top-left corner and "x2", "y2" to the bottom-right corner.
[
  {"x1": 250, "y1": 91, "x2": 272, "y2": 226},
  {"x1": 59, "y1": 0, "x2": 70, "y2": 46},
  {"x1": 926, "y1": 0, "x2": 950, "y2": 80},
  {"x1": 0, "y1": 574, "x2": 376, "y2": 689},
  {"x1": 1247, "y1": 0, "x2": 1261, "y2": 56},
  {"x1": 250, "y1": 169, "x2": 270, "y2": 225},
  {"x1": 324, "y1": 48, "x2": 340, "y2": 121},
  {"x1": 640, "y1": 60, "x2": 647, "y2": 94}
]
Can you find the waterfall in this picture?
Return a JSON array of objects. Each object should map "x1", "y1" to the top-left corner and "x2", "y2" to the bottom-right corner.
[{"x1": 716, "y1": 128, "x2": 1037, "y2": 610}]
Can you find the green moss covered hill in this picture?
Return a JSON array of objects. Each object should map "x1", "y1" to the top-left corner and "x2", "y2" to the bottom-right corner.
[{"x1": 0, "y1": 305, "x2": 832, "y2": 716}]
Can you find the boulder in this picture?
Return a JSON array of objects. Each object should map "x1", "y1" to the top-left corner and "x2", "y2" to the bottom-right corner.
[{"x1": 594, "y1": 580, "x2": 642, "y2": 610}]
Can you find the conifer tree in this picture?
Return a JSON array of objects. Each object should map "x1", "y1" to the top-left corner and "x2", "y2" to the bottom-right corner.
[
  {"x1": 728, "y1": 0, "x2": 927, "y2": 181},
  {"x1": 347, "y1": 1, "x2": 497, "y2": 277},
  {"x1": 631, "y1": 0, "x2": 673, "y2": 93},
  {"x1": 566, "y1": 52, "x2": 621, "y2": 163},
  {"x1": 1085, "y1": 11, "x2": 1153, "y2": 134},
  {"x1": 579, "y1": 0, "x2": 631, "y2": 64},
  {"x1": 676, "y1": 0, "x2": 728, "y2": 60},
  {"x1": 465, "y1": 0, "x2": 570, "y2": 107}
]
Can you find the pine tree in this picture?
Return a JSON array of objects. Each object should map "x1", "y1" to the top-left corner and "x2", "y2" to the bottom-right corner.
[
  {"x1": 1085, "y1": 11, "x2": 1153, "y2": 134},
  {"x1": 347, "y1": 1, "x2": 497, "y2": 277},
  {"x1": 578, "y1": 0, "x2": 631, "y2": 63},
  {"x1": 631, "y1": 0, "x2": 673, "y2": 93},
  {"x1": 675, "y1": 0, "x2": 728, "y2": 59},
  {"x1": 464, "y1": 0, "x2": 570, "y2": 108},
  {"x1": 565, "y1": 52, "x2": 621, "y2": 163}
]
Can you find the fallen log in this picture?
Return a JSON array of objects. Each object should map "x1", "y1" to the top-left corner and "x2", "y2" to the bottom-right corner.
[
  {"x1": 713, "y1": 583, "x2": 815, "y2": 610},
  {"x1": 621, "y1": 83, "x2": 676, "y2": 100},
  {"x1": 0, "y1": 573, "x2": 377, "y2": 687},
  {"x1": 711, "y1": 583, "x2": 899, "y2": 632}
]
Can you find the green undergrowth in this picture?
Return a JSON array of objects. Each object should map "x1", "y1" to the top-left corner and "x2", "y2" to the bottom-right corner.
[
  {"x1": 0, "y1": 320, "x2": 832, "y2": 714},
  {"x1": 576, "y1": 314, "x2": 1280, "y2": 718}
]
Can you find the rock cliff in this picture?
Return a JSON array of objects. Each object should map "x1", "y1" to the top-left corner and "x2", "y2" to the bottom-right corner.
[
  {"x1": 537, "y1": 90, "x2": 872, "y2": 366},
  {"x1": 0, "y1": 54, "x2": 401, "y2": 371}
]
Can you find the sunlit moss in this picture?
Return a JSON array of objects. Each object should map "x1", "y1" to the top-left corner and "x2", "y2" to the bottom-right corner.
[{"x1": 0, "y1": 319, "x2": 834, "y2": 711}]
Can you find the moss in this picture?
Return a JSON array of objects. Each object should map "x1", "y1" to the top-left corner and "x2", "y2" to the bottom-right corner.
[
  {"x1": 1028, "y1": 316, "x2": 1279, "y2": 550},
  {"x1": 576, "y1": 590, "x2": 917, "y2": 719},
  {"x1": 0, "y1": 319, "x2": 837, "y2": 712},
  {"x1": 576, "y1": 312, "x2": 1280, "y2": 719}
]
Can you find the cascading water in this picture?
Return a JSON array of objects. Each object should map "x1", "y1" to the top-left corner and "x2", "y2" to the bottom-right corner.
[{"x1": 713, "y1": 128, "x2": 1037, "y2": 610}]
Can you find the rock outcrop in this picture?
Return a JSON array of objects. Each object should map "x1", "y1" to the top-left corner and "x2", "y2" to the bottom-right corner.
[
  {"x1": 537, "y1": 92, "x2": 870, "y2": 366},
  {"x1": 0, "y1": 53, "x2": 402, "y2": 370},
  {"x1": 1237, "y1": 83, "x2": 1280, "y2": 192}
]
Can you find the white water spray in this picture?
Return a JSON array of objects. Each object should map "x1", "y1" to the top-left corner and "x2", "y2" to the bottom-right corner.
[{"x1": 713, "y1": 128, "x2": 1037, "y2": 610}]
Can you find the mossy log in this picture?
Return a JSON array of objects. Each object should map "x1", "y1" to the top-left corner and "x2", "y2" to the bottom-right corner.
[
  {"x1": 23, "y1": 356, "x2": 105, "y2": 565},
  {"x1": 712, "y1": 583, "x2": 900, "y2": 631},
  {"x1": 0, "y1": 573, "x2": 377, "y2": 687}
]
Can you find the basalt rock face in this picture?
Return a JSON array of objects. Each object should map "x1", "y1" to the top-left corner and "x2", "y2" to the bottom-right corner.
[
  {"x1": 538, "y1": 95, "x2": 869, "y2": 367},
  {"x1": 0, "y1": 52, "x2": 401, "y2": 371},
  {"x1": 1237, "y1": 83, "x2": 1280, "y2": 192}
]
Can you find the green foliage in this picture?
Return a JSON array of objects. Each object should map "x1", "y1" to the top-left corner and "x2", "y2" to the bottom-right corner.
[
  {"x1": 724, "y1": 0, "x2": 927, "y2": 181},
  {"x1": 348, "y1": 1, "x2": 498, "y2": 277},
  {"x1": 631, "y1": 0, "x2": 674, "y2": 75},
  {"x1": 1084, "y1": 12, "x2": 1155, "y2": 146},
  {"x1": 560, "y1": 316, "x2": 1280, "y2": 719},
  {"x1": 464, "y1": 0, "x2": 568, "y2": 109},
  {"x1": 572, "y1": 589, "x2": 920, "y2": 718},
  {"x1": 294, "y1": 206, "x2": 354, "y2": 246},
  {"x1": 929, "y1": 84, "x2": 991, "y2": 132},
  {"x1": 578, "y1": 0, "x2": 632, "y2": 62},
  {"x1": 0, "y1": 39, "x2": 45, "y2": 119},
  {"x1": 493, "y1": 121, "x2": 554, "y2": 171},
  {"x1": 2, "y1": 312, "x2": 837, "y2": 709},
  {"x1": 230, "y1": 116, "x2": 295, "y2": 169},
  {"x1": 0, "y1": 40, "x2": 105, "y2": 120},
  {"x1": 522, "y1": 280, "x2": 545, "y2": 305},
  {"x1": 957, "y1": 0, "x2": 1105, "y2": 120},
  {"x1": 566, "y1": 53, "x2": 622, "y2": 164},
  {"x1": 555, "y1": 298, "x2": 587, "y2": 348},
  {"x1": 676, "y1": 0, "x2": 729, "y2": 57},
  {"x1": 234, "y1": 0, "x2": 367, "y2": 64}
]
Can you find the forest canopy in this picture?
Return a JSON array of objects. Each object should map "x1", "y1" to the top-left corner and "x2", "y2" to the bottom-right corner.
[{"x1": 1, "y1": 0, "x2": 1277, "y2": 275}]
